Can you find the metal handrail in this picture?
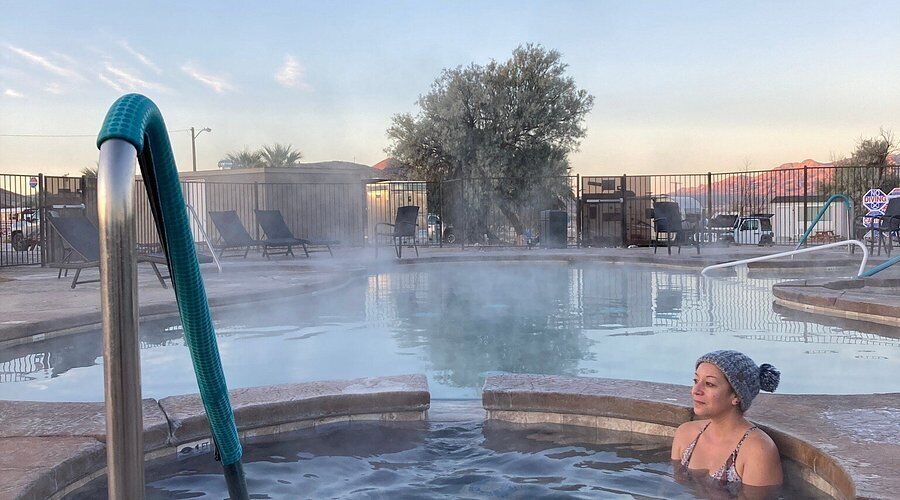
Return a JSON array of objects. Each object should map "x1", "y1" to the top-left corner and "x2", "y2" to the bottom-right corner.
[
  {"x1": 861, "y1": 253, "x2": 900, "y2": 277},
  {"x1": 98, "y1": 139, "x2": 145, "y2": 497},
  {"x1": 186, "y1": 203, "x2": 222, "y2": 273},
  {"x1": 701, "y1": 240, "x2": 871, "y2": 277},
  {"x1": 795, "y1": 194, "x2": 854, "y2": 250}
]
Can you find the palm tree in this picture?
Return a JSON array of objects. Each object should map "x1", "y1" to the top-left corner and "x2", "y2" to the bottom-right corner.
[
  {"x1": 224, "y1": 148, "x2": 263, "y2": 169},
  {"x1": 81, "y1": 163, "x2": 99, "y2": 177},
  {"x1": 260, "y1": 143, "x2": 303, "y2": 168}
]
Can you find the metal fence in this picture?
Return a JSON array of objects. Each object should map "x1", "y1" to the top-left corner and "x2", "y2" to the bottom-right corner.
[
  {"x1": 133, "y1": 180, "x2": 368, "y2": 251},
  {"x1": 2, "y1": 164, "x2": 899, "y2": 267},
  {"x1": 581, "y1": 164, "x2": 900, "y2": 247},
  {"x1": 441, "y1": 176, "x2": 580, "y2": 246}
]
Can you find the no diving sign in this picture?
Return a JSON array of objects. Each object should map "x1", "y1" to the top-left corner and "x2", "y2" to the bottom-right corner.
[
  {"x1": 29, "y1": 176, "x2": 38, "y2": 189},
  {"x1": 862, "y1": 189, "x2": 888, "y2": 211}
]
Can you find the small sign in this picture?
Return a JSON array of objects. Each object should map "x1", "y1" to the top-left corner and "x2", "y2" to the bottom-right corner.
[
  {"x1": 862, "y1": 189, "x2": 888, "y2": 212},
  {"x1": 28, "y1": 176, "x2": 38, "y2": 189},
  {"x1": 863, "y1": 209, "x2": 884, "y2": 229}
]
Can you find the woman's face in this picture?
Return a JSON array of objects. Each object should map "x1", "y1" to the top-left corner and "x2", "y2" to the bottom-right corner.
[{"x1": 692, "y1": 362, "x2": 738, "y2": 418}]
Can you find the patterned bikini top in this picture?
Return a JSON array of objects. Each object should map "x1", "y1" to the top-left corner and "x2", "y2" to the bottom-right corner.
[{"x1": 680, "y1": 422, "x2": 758, "y2": 485}]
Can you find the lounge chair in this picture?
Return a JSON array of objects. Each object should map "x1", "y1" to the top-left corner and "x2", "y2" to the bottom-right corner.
[
  {"x1": 375, "y1": 205, "x2": 419, "y2": 258},
  {"x1": 47, "y1": 213, "x2": 212, "y2": 289},
  {"x1": 208, "y1": 210, "x2": 263, "y2": 258},
  {"x1": 254, "y1": 209, "x2": 337, "y2": 259},
  {"x1": 651, "y1": 201, "x2": 700, "y2": 255}
]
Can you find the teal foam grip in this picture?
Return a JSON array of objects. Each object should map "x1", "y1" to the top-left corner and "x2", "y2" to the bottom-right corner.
[{"x1": 97, "y1": 94, "x2": 242, "y2": 466}]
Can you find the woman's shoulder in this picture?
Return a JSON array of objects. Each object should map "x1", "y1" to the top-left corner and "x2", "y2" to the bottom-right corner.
[
  {"x1": 741, "y1": 427, "x2": 779, "y2": 457},
  {"x1": 737, "y1": 427, "x2": 784, "y2": 486},
  {"x1": 672, "y1": 419, "x2": 709, "y2": 449}
]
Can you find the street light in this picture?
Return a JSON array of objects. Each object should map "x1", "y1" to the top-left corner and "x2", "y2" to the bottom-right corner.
[{"x1": 190, "y1": 126, "x2": 211, "y2": 172}]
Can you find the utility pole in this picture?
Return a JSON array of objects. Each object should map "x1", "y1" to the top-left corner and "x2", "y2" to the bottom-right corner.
[{"x1": 191, "y1": 126, "x2": 211, "y2": 172}]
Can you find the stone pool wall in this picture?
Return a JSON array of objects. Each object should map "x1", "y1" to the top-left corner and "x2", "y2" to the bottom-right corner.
[
  {"x1": 0, "y1": 374, "x2": 429, "y2": 500},
  {"x1": 483, "y1": 373, "x2": 900, "y2": 500}
]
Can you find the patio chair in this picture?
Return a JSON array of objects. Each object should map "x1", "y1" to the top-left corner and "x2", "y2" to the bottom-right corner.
[
  {"x1": 855, "y1": 197, "x2": 900, "y2": 256},
  {"x1": 254, "y1": 209, "x2": 337, "y2": 259},
  {"x1": 208, "y1": 210, "x2": 263, "y2": 258},
  {"x1": 375, "y1": 205, "x2": 419, "y2": 258},
  {"x1": 47, "y1": 213, "x2": 212, "y2": 289},
  {"x1": 651, "y1": 201, "x2": 700, "y2": 255}
]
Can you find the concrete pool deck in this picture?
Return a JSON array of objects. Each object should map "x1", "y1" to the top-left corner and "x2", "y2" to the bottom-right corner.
[{"x1": 1, "y1": 245, "x2": 897, "y2": 346}]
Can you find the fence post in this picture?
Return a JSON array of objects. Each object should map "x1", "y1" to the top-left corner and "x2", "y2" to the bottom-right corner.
[
  {"x1": 462, "y1": 178, "x2": 467, "y2": 249},
  {"x1": 439, "y1": 180, "x2": 444, "y2": 248},
  {"x1": 361, "y1": 180, "x2": 369, "y2": 247},
  {"x1": 253, "y1": 182, "x2": 260, "y2": 240},
  {"x1": 620, "y1": 174, "x2": 627, "y2": 246},
  {"x1": 706, "y1": 172, "x2": 713, "y2": 218},
  {"x1": 575, "y1": 174, "x2": 581, "y2": 247},
  {"x1": 38, "y1": 173, "x2": 46, "y2": 267},
  {"x1": 802, "y1": 166, "x2": 809, "y2": 247}
]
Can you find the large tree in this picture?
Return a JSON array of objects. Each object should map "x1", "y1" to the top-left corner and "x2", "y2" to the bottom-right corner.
[
  {"x1": 826, "y1": 129, "x2": 900, "y2": 205},
  {"x1": 387, "y1": 44, "x2": 593, "y2": 240}
]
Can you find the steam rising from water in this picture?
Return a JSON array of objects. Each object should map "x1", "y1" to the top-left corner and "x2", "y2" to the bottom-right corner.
[{"x1": 0, "y1": 262, "x2": 897, "y2": 401}]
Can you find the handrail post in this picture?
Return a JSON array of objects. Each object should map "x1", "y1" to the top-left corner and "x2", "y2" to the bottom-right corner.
[{"x1": 98, "y1": 139, "x2": 145, "y2": 499}]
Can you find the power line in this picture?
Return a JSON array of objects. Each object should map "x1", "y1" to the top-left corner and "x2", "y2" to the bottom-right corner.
[{"x1": 0, "y1": 128, "x2": 191, "y2": 138}]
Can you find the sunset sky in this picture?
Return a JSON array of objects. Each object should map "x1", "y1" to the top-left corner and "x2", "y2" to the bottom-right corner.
[{"x1": 2, "y1": 1, "x2": 899, "y2": 178}]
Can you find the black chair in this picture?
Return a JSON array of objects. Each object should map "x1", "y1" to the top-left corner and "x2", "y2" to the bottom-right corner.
[
  {"x1": 652, "y1": 201, "x2": 700, "y2": 255},
  {"x1": 254, "y1": 209, "x2": 337, "y2": 259},
  {"x1": 208, "y1": 210, "x2": 263, "y2": 259},
  {"x1": 856, "y1": 197, "x2": 900, "y2": 256},
  {"x1": 375, "y1": 206, "x2": 419, "y2": 258},
  {"x1": 47, "y1": 213, "x2": 212, "y2": 289}
]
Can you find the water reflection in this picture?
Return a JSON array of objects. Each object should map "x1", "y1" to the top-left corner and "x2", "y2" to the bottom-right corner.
[{"x1": 0, "y1": 262, "x2": 898, "y2": 401}]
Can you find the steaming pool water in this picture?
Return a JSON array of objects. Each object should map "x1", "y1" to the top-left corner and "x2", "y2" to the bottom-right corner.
[
  {"x1": 1, "y1": 262, "x2": 898, "y2": 401},
  {"x1": 70, "y1": 418, "x2": 820, "y2": 499},
  {"x1": 6, "y1": 261, "x2": 893, "y2": 498}
]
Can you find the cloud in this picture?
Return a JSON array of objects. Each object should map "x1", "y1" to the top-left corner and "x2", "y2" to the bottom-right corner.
[
  {"x1": 119, "y1": 40, "x2": 161, "y2": 74},
  {"x1": 6, "y1": 45, "x2": 84, "y2": 81},
  {"x1": 3, "y1": 88, "x2": 24, "y2": 98},
  {"x1": 101, "y1": 62, "x2": 168, "y2": 92},
  {"x1": 43, "y1": 83, "x2": 64, "y2": 95},
  {"x1": 98, "y1": 73, "x2": 125, "y2": 92},
  {"x1": 275, "y1": 55, "x2": 312, "y2": 90},
  {"x1": 181, "y1": 63, "x2": 235, "y2": 94}
]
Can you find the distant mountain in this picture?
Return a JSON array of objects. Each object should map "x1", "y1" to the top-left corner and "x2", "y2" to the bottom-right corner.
[
  {"x1": 372, "y1": 158, "x2": 412, "y2": 179},
  {"x1": 678, "y1": 159, "x2": 835, "y2": 201}
]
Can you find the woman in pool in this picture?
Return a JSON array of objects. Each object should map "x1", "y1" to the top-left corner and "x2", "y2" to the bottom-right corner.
[{"x1": 671, "y1": 350, "x2": 782, "y2": 495}]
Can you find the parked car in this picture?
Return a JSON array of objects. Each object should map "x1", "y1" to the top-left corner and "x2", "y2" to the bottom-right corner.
[
  {"x1": 7, "y1": 204, "x2": 87, "y2": 251},
  {"x1": 719, "y1": 214, "x2": 775, "y2": 246},
  {"x1": 8, "y1": 208, "x2": 41, "y2": 251}
]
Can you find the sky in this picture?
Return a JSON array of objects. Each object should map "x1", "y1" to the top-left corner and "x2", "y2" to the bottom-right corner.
[{"x1": 2, "y1": 0, "x2": 900, "y2": 178}]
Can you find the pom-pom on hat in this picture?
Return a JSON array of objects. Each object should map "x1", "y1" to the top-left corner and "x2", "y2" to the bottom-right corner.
[{"x1": 696, "y1": 350, "x2": 780, "y2": 412}]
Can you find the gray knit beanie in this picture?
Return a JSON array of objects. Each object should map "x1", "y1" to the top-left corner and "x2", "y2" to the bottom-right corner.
[{"x1": 696, "y1": 350, "x2": 780, "y2": 412}]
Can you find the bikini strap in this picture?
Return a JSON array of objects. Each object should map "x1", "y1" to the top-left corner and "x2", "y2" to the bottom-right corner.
[
  {"x1": 681, "y1": 422, "x2": 711, "y2": 465},
  {"x1": 692, "y1": 422, "x2": 712, "y2": 446},
  {"x1": 732, "y1": 425, "x2": 757, "y2": 458}
]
